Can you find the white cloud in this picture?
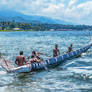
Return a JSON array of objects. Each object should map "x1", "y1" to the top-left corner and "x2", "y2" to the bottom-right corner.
[
  {"x1": 77, "y1": 1, "x2": 92, "y2": 15},
  {"x1": 68, "y1": 0, "x2": 77, "y2": 7},
  {"x1": 42, "y1": 3, "x2": 64, "y2": 17},
  {"x1": 0, "y1": 0, "x2": 92, "y2": 24},
  {"x1": 65, "y1": 1, "x2": 92, "y2": 24}
]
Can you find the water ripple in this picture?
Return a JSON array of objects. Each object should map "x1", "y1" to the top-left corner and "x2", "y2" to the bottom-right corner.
[{"x1": 0, "y1": 31, "x2": 92, "y2": 92}]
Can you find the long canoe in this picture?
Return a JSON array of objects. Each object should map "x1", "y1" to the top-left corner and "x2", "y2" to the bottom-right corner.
[{"x1": 1, "y1": 41, "x2": 92, "y2": 73}]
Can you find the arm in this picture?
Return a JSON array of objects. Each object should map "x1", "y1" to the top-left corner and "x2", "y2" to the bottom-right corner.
[
  {"x1": 37, "y1": 52, "x2": 45, "y2": 55},
  {"x1": 15, "y1": 57, "x2": 18, "y2": 65},
  {"x1": 66, "y1": 47, "x2": 70, "y2": 53},
  {"x1": 23, "y1": 57, "x2": 27, "y2": 64},
  {"x1": 27, "y1": 56, "x2": 31, "y2": 59},
  {"x1": 53, "y1": 49, "x2": 55, "y2": 57},
  {"x1": 58, "y1": 49, "x2": 60, "y2": 55}
]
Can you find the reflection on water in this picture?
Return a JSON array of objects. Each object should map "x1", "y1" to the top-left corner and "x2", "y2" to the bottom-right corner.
[{"x1": 0, "y1": 31, "x2": 92, "y2": 92}]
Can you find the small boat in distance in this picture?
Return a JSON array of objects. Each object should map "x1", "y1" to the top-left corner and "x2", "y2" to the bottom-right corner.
[{"x1": 0, "y1": 40, "x2": 92, "y2": 73}]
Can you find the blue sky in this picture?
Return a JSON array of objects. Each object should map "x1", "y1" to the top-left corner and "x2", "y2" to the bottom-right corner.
[{"x1": 0, "y1": 0, "x2": 92, "y2": 25}]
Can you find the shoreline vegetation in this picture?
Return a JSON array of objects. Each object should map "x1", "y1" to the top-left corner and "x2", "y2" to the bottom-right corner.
[{"x1": 0, "y1": 21, "x2": 92, "y2": 31}]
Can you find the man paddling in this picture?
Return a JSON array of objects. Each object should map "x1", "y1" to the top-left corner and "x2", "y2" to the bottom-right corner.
[
  {"x1": 29, "y1": 55, "x2": 41, "y2": 63},
  {"x1": 67, "y1": 44, "x2": 73, "y2": 53},
  {"x1": 29, "y1": 51, "x2": 48, "y2": 70},
  {"x1": 15, "y1": 51, "x2": 27, "y2": 66},
  {"x1": 31, "y1": 51, "x2": 44, "y2": 61},
  {"x1": 53, "y1": 44, "x2": 60, "y2": 57}
]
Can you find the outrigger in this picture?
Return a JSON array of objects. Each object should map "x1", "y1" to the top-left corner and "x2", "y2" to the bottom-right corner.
[{"x1": 0, "y1": 39, "x2": 92, "y2": 73}]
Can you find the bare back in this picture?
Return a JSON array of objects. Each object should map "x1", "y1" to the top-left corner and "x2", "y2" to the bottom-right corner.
[
  {"x1": 15, "y1": 55, "x2": 27, "y2": 66},
  {"x1": 53, "y1": 48, "x2": 60, "y2": 57}
]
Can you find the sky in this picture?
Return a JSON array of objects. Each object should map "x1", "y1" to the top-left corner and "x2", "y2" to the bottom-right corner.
[{"x1": 0, "y1": 0, "x2": 92, "y2": 25}]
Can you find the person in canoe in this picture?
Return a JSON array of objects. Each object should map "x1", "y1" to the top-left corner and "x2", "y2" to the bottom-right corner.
[
  {"x1": 29, "y1": 51, "x2": 48, "y2": 70},
  {"x1": 53, "y1": 44, "x2": 60, "y2": 57},
  {"x1": 28, "y1": 51, "x2": 46, "y2": 63},
  {"x1": 15, "y1": 51, "x2": 27, "y2": 66},
  {"x1": 31, "y1": 51, "x2": 44, "y2": 61},
  {"x1": 29, "y1": 55, "x2": 41, "y2": 63},
  {"x1": 67, "y1": 44, "x2": 73, "y2": 53}
]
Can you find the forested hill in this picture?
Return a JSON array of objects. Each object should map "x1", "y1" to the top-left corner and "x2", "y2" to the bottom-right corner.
[
  {"x1": 0, "y1": 21, "x2": 92, "y2": 31},
  {"x1": 0, "y1": 10, "x2": 92, "y2": 31},
  {"x1": 0, "y1": 10, "x2": 73, "y2": 24}
]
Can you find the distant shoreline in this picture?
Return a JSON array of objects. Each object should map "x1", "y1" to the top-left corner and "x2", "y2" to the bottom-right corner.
[
  {"x1": 0, "y1": 29, "x2": 91, "y2": 32},
  {"x1": 0, "y1": 21, "x2": 92, "y2": 32},
  {"x1": 0, "y1": 30, "x2": 33, "y2": 32}
]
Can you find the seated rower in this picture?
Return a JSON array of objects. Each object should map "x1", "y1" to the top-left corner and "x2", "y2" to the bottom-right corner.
[
  {"x1": 53, "y1": 44, "x2": 60, "y2": 57},
  {"x1": 31, "y1": 51, "x2": 44, "y2": 61},
  {"x1": 15, "y1": 51, "x2": 27, "y2": 66},
  {"x1": 67, "y1": 44, "x2": 73, "y2": 53},
  {"x1": 30, "y1": 55, "x2": 41, "y2": 63},
  {"x1": 27, "y1": 51, "x2": 47, "y2": 63}
]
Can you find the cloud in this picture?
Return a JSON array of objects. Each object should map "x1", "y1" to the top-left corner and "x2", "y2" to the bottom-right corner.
[
  {"x1": 41, "y1": 3, "x2": 65, "y2": 18},
  {"x1": 65, "y1": 1, "x2": 92, "y2": 24},
  {"x1": 0, "y1": 0, "x2": 92, "y2": 24},
  {"x1": 68, "y1": 0, "x2": 77, "y2": 7}
]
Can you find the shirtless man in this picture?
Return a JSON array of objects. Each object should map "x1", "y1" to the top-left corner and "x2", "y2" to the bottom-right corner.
[
  {"x1": 30, "y1": 52, "x2": 48, "y2": 70},
  {"x1": 15, "y1": 51, "x2": 27, "y2": 66},
  {"x1": 31, "y1": 51, "x2": 45, "y2": 61},
  {"x1": 30, "y1": 55, "x2": 40, "y2": 63},
  {"x1": 67, "y1": 44, "x2": 73, "y2": 53},
  {"x1": 53, "y1": 44, "x2": 60, "y2": 57}
]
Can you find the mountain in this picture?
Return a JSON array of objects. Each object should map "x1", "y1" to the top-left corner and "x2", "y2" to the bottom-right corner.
[{"x1": 0, "y1": 10, "x2": 73, "y2": 24}]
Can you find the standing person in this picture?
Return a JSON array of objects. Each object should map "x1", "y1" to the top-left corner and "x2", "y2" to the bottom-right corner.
[
  {"x1": 67, "y1": 44, "x2": 73, "y2": 53},
  {"x1": 53, "y1": 44, "x2": 60, "y2": 57},
  {"x1": 15, "y1": 51, "x2": 27, "y2": 66}
]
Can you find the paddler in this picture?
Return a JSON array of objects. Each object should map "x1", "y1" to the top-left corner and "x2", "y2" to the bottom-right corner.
[
  {"x1": 15, "y1": 51, "x2": 27, "y2": 66},
  {"x1": 29, "y1": 51, "x2": 48, "y2": 70},
  {"x1": 27, "y1": 51, "x2": 45, "y2": 63},
  {"x1": 53, "y1": 44, "x2": 60, "y2": 57},
  {"x1": 29, "y1": 55, "x2": 41, "y2": 63},
  {"x1": 31, "y1": 51, "x2": 44, "y2": 61},
  {"x1": 67, "y1": 43, "x2": 73, "y2": 53}
]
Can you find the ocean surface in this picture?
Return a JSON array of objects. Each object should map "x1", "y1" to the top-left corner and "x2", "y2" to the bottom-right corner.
[{"x1": 0, "y1": 31, "x2": 92, "y2": 92}]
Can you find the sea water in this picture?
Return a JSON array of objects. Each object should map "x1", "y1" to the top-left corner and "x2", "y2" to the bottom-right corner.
[{"x1": 0, "y1": 31, "x2": 92, "y2": 92}]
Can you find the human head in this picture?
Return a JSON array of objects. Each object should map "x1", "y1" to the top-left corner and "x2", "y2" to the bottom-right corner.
[
  {"x1": 70, "y1": 44, "x2": 72, "y2": 47},
  {"x1": 31, "y1": 55, "x2": 34, "y2": 58},
  {"x1": 32, "y1": 51, "x2": 36, "y2": 55},
  {"x1": 55, "y1": 44, "x2": 58, "y2": 49},
  {"x1": 20, "y1": 51, "x2": 23, "y2": 55}
]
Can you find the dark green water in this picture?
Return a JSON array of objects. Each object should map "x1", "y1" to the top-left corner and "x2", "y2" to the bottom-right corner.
[{"x1": 0, "y1": 31, "x2": 92, "y2": 92}]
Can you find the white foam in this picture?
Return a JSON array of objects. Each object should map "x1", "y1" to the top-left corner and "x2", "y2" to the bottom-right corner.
[{"x1": 0, "y1": 71, "x2": 7, "y2": 75}]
